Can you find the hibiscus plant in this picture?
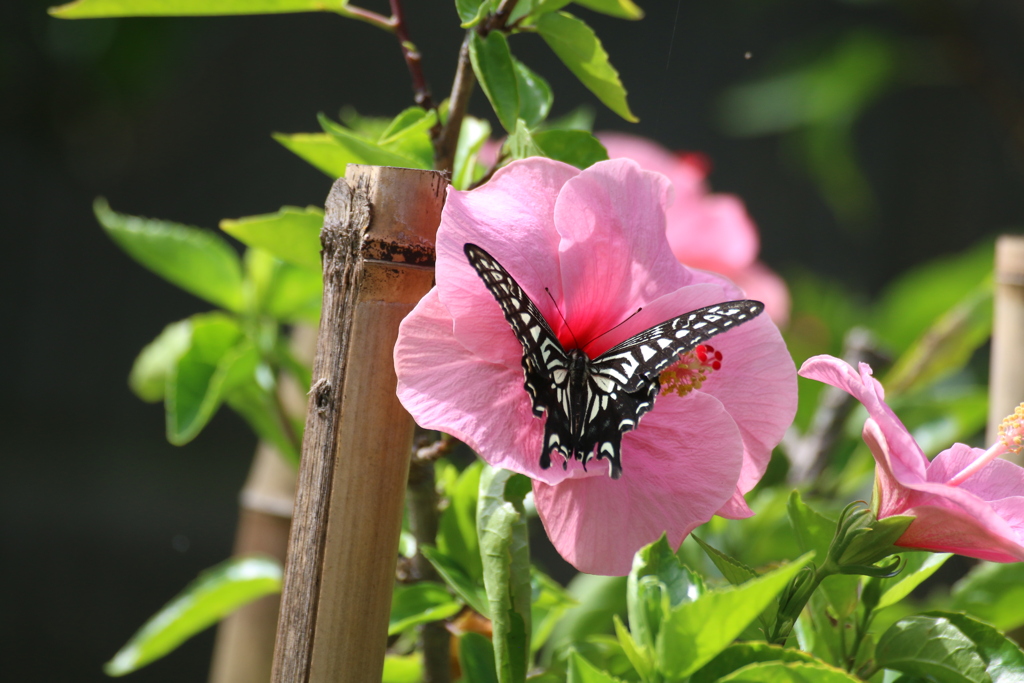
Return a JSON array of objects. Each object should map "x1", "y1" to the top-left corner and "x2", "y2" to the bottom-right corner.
[{"x1": 50, "y1": 0, "x2": 1024, "y2": 682}]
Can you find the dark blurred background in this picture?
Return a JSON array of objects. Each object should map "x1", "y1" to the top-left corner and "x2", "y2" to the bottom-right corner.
[{"x1": 3, "y1": 0, "x2": 1023, "y2": 679}]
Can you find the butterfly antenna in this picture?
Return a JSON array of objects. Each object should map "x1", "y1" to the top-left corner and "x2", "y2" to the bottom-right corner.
[
  {"x1": 581, "y1": 307, "x2": 643, "y2": 353},
  {"x1": 544, "y1": 287, "x2": 581, "y2": 349}
]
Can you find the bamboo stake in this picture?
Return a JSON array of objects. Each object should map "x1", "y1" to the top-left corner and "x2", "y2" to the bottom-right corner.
[
  {"x1": 988, "y1": 235, "x2": 1024, "y2": 465},
  {"x1": 271, "y1": 165, "x2": 447, "y2": 683}
]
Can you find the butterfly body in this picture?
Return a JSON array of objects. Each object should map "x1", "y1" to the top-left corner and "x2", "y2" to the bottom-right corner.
[{"x1": 464, "y1": 243, "x2": 763, "y2": 479}]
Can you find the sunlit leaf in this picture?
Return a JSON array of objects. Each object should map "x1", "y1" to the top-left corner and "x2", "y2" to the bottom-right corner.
[
  {"x1": 690, "y1": 643, "x2": 821, "y2": 683},
  {"x1": 51, "y1": 0, "x2": 348, "y2": 18},
  {"x1": 421, "y1": 545, "x2": 489, "y2": 618},
  {"x1": 531, "y1": 568, "x2": 577, "y2": 653},
  {"x1": 96, "y1": 198, "x2": 244, "y2": 311},
  {"x1": 936, "y1": 612, "x2": 1024, "y2": 683},
  {"x1": 572, "y1": 0, "x2": 642, "y2": 19},
  {"x1": 129, "y1": 319, "x2": 193, "y2": 402},
  {"x1": 273, "y1": 132, "x2": 357, "y2": 178},
  {"x1": 318, "y1": 113, "x2": 424, "y2": 168},
  {"x1": 875, "y1": 614, "x2": 989, "y2": 683},
  {"x1": 533, "y1": 129, "x2": 608, "y2": 168},
  {"x1": 873, "y1": 552, "x2": 951, "y2": 611},
  {"x1": 452, "y1": 116, "x2": 492, "y2": 190},
  {"x1": 512, "y1": 58, "x2": 553, "y2": 128},
  {"x1": 567, "y1": 650, "x2": 628, "y2": 683},
  {"x1": 460, "y1": 632, "x2": 499, "y2": 683},
  {"x1": 505, "y1": 119, "x2": 543, "y2": 161},
  {"x1": 470, "y1": 31, "x2": 520, "y2": 133},
  {"x1": 717, "y1": 660, "x2": 862, "y2": 682},
  {"x1": 388, "y1": 582, "x2": 462, "y2": 635},
  {"x1": 456, "y1": 0, "x2": 492, "y2": 28},
  {"x1": 382, "y1": 653, "x2": 423, "y2": 683},
  {"x1": 221, "y1": 206, "x2": 323, "y2": 272},
  {"x1": 536, "y1": 12, "x2": 637, "y2": 122},
  {"x1": 104, "y1": 556, "x2": 281, "y2": 676},
  {"x1": 437, "y1": 460, "x2": 485, "y2": 582}
]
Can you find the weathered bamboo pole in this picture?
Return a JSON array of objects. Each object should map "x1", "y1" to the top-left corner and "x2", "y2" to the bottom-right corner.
[
  {"x1": 271, "y1": 165, "x2": 447, "y2": 683},
  {"x1": 988, "y1": 235, "x2": 1024, "y2": 465}
]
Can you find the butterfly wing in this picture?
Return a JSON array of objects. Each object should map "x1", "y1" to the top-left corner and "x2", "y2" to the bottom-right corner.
[
  {"x1": 591, "y1": 300, "x2": 764, "y2": 394},
  {"x1": 578, "y1": 300, "x2": 765, "y2": 478},
  {"x1": 463, "y1": 243, "x2": 571, "y2": 427}
]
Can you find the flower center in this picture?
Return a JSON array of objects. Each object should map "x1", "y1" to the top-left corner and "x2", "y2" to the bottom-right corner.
[
  {"x1": 659, "y1": 344, "x2": 722, "y2": 398},
  {"x1": 946, "y1": 402, "x2": 1024, "y2": 487}
]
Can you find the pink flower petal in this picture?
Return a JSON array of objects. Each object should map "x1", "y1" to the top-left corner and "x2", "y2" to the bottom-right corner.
[
  {"x1": 395, "y1": 289, "x2": 567, "y2": 485},
  {"x1": 532, "y1": 391, "x2": 744, "y2": 575}
]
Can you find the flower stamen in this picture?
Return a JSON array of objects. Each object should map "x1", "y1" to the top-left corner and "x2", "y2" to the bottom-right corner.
[
  {"x1": 946, "y1": 402, "x2": 1024, "y2": 487},
  {"x1": 660, "y1": 344, "x2": 722, "y2": 397}
]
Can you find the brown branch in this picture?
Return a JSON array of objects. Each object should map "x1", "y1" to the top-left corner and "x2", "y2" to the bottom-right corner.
[{"x1": 390, "y1": 0, "x2": 436, "y2": 112}]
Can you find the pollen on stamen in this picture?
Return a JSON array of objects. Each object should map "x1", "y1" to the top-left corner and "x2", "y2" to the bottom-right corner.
[
  {"x1": 659, "y1": 344, "x2": 723, "y2": 397},
  {"x1": 998, "y1": 403, "x2": 1024, "y2": 455}
]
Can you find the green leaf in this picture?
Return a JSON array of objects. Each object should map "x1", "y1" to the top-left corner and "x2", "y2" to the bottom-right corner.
[
  {"x1": 717, "y1": 660, "x2": 863, "y2": 682},
  {"x1": 437, "y1": 460, "x2": 484, "y2": 582},
  {"x1": 613, "y1": 615, "x2": 655, "y2": 683},
  {"x1": 786, "y1": 493, "x2": 859, "y2": 621},
  {"x1": 533, "y1": 130, "x2": 608, "y2": 168},
  {"x1": 95, "y1": 198, "x2": 244, "y2": 311},
  {"x1": 377, "y1": 107, "x2": 437, "y2": 170},
  {"x1": 505, "y1": 119, "x2": 544, "y2": 161},
  {"x1": 873, "y1": 552, "x2": 951, "y2": 611},
  {"x1": 456, "y1": 0, "x2": 492, "y2": 27},
  {"x1": 460, "y1": 632, "x2": 499, "y2": 683},
  {"x1": 452, "y1": 116, "x2": 493, "y2": 190},
  {"x1": 951, "y1": 562, "x2": 1024, "y2": 632},
  {"x1": 627, "y1": 535, "x2": 705, "y2": 652},
  {"x1": 934, "y1": 612, "x2": 1024, "y2": 683},
  {"x1": 478, "y1": 467, "x2": 532, "y2": 683},
  {"x1": 470, "y1": 31, "x2": 520, "y2": 133},
  {"x1": 273, "y1": 132, "x2": 358, "y2": 178},
  {"x1": 547, "y1": 574, "x2": 627, "y2": 652},
  {"x1": 225, "y1": 381, "x2": 300, "y2": 467},
  {"x1": 536, "y1": 12, "x2": 637, "y2": 122},
  {"x1": 165, "y1": 313, "x2": 256, "y2": 444},
  {"x1": 260, "y1": 259, "x2": 323, "y2": 325},
  {"x1": 383, "y1": 654, "x2": 423, "y2": 683},
  {"x1": 220, "y1": 206, "x2": 322, "y2": 272},
  {"x1": 129, "y1": 319, "x2": 192, "y2": 402},
  {"x1": 690, "y1": 534, "x2": 758, "y2": 586},
  {"x1": 690, "y1": 643, "x2": 821, "y2": 683},
  {"x1": 654, "y1": 554, "x2": 814, "y2": 679},
  {"x1": 512, "y1": 58, "x2": 553, "y2": 127},
  {"x1": 388, "y1": 582, "x2": 462, "y2": 635},
  {"x1": 875, "y1": 614, "x2": 990, "y2": 683},
  {"x1": 318, "y1": 114, "x2": 424, "y2": 169},
  {"x1": 531, "y1": 568, "x2": 577, "y2": 653},
  {"x1": 572, "y1": 0, "x2": 642, "y2": 19},
  {"x1": 568, "y1": 650, "x2": 628, "y2": 683},
  {"x1": 420, "y1": 545, "x2": 489, "y2": 618},
  {"x1": 51, "y1": 0, "x2": 348, "y2": 18},
  {"x1": 104, "y1": 555, "x2": 281, "y2": 676}
]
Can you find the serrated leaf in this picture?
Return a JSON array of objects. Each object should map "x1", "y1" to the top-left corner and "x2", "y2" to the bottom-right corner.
[
  {"x1": 104, "y1": 555, "x2": 281, "y2": 676},
  {"x1": 460, "y1": 632, "x2": 499, "y2": 683},
  {"x1": 273, "y1": 132, "x2": 358, "y2": 178},
  {"x1": 873, "y1": 552, "x2": 951, "y2": 611},
  {"x1": 875, "y1": 614, "x2": 990, "y2": 683},
  {"x1": 935, "y1": 612, "x2": 1024, "y2": 683},
  {"x1": 533, "y1": 129, "x2": 608, "y2": 168},
  {"x1": 220, "y1": 206, "x2": 322, "y2": 272},
  {"x1": 536, "y1": 11, "x2": 637, "y2": 122},
  {"x1": 129, "y1": 319, "x2": 193, "y2": 402},
  {"x1": 318, "y1": 113, "x2": 424, "y2": 168},
  {"x1": 690, "y1": 643, "x2": 822, "y2": 683},
  {"x1": 690, "y1": 534, "x2": 758, "y2": 586},
  {"x1": 655, "y1": 554, "x2": 814, "y2": 679},
  {"x1": 718, "y1": 660, "x2": 862, "y2": 682},
  {"x1": 388, "y1": 582, "x2": 462, "y2": 635},
  {"x1": 951, "y1": 562, "x2": 1024, "y2": 632},
  {"x1": 51, "y1": 0, "x2": 348, "y2": 18},
  {"x1": 512, "y1": 58, "x2": 553, "y2": 127},
  {"x1": 420, "y1": 545, "x2": 489, "y2": 618},
  {"x1": 470, "y1": 31, "x2": 520, "y2": 133},
  {"x1": 95, "y1": 198, "x2": 244, "y2": 311},
  {"x1": 568, "y1": 650, "x2": 628, "y2": 683}
]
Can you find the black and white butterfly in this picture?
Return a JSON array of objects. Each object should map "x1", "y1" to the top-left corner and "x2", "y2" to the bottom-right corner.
[{"x1": 465, "y1": 243, "x2": 764, "y2": 480}]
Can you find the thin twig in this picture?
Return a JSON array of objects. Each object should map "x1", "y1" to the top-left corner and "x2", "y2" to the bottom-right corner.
[
  {"x1": 390, "y1": 0, "x2": 436, "y2": 112},
  {"x1": 337, "y1": 4, "x2": 395, "y2": 32}
]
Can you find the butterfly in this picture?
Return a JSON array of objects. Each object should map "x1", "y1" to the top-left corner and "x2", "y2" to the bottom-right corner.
[{"x1": 464, "y1": 243, "x2": 764, "y2": 480}]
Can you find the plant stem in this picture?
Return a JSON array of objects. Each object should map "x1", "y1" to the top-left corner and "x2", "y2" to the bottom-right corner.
[
  {"x1": 337, "y1": 4, "x2": 395, "y2": 32},
  {"x1": 389, "y1": 0, "x2": 436, "y2": 111}
]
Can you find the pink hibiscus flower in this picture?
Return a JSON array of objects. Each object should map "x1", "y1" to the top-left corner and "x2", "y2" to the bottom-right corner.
[
  {"x1": 394, "y1": 157, "x2": 796, "y2": 575},
  {"x1": 799, "y1": 355, "x2": 1024, "y2": 562},
  {"x1": 599, "y1": 132, "x2": 790, "y2": 325}
]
